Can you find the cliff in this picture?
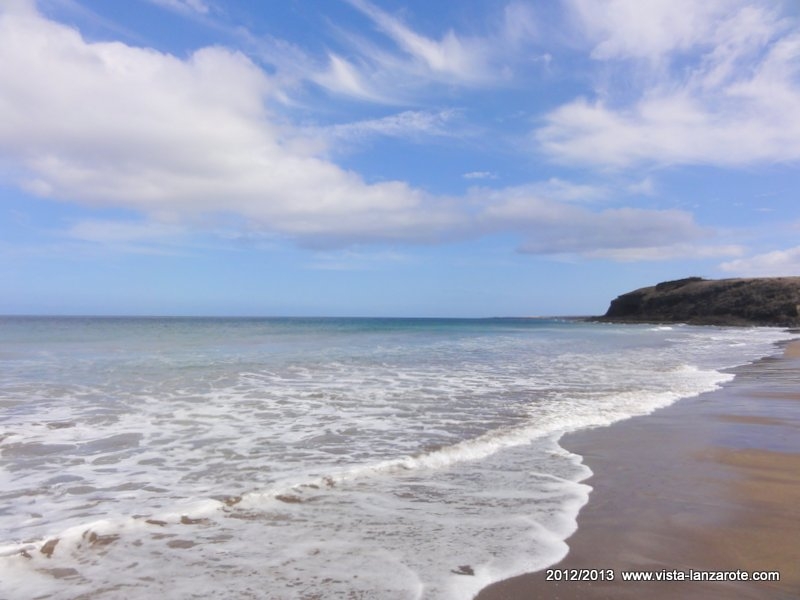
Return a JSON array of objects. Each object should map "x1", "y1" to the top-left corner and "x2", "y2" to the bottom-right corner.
[{"x1": 599, "y1": 277, "x2": 800, "y2": 326}]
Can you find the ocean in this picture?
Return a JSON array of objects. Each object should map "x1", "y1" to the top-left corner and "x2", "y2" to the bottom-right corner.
[{"x1": 0, "y1": 317, "x2": 791, "y2": 599}]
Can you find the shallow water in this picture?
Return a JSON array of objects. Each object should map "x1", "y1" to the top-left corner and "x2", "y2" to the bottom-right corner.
[{"x1": 0, "y1": 317, "x2": 790, "y2": 599}]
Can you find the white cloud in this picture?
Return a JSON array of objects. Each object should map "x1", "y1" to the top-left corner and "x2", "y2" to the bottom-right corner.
[
  {"x1": 516, "y1": 207, "x2": 703, "y2": 255},
  {"x1": 720, "y1": 246, "x2": 800, "y2": 276},
  {"x1": 313, "y1": 54, "x2": 387, "y2": 102},
  {"x1": 0, "y1": 4, "x2": 734, "y2": 265},
  {"x1": 322, "y1": 110, "x2": 458, "y2": 143},
  {"x1": 310, "y1": 0, "x2": 542, "y2": 101},
  {"x1": 566, "y1": 0, "x2": 736, "y2": 62},
  {"x1": 127, "y1": 0, "x2": 543, "y2": 108},
  {"x1": 345, "y1": 0, "x2": 498, "y2": 85},
  {"x1": 627, "y1": 176, "x2": 655, "y2": 196},
  {"x1": 0, "y1": 6, "x2": 463, "y2": 246},
  {"x1": 589, "y1": 244, "x2": 744, "y2": 262},
  {"x1": 475, "y1": 186, "x2": 722, "y2": 259},
  {"x1": 477, "y1": 179, "x2": 605, "y2": 207},
  {"x1": 463, "y1": 171, "x2": 497, "y2": 180},
  {"x1": 538, "y1": 0, "x2": 800, "y2": 168},
  {"x1": 148, "y1": 0, "x2": 210, "y2": 16}
]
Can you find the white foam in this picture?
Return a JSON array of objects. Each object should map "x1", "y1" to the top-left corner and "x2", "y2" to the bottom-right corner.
[{"x1": 0, "y1": 318, "x2": 792, "y2": 599}]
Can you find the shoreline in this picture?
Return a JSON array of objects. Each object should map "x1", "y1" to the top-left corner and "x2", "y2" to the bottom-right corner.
[{"x1": 475, "y1": 338, "x2": 800, "y2": 600}]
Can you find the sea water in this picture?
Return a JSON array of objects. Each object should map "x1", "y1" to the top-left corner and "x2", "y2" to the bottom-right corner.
[{"x1": 0, "y1": 317, "x2": 791, "y2": 599}]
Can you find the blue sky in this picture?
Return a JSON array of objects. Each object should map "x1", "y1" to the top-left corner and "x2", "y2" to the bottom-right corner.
[{"x1": 1, "y1": 0, "x2": 799, "y2": 317}]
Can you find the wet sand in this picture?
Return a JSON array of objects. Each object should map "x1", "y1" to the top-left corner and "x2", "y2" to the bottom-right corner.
[{"x1": 476, "y1": 339, "x2": 800, "y2": 600}]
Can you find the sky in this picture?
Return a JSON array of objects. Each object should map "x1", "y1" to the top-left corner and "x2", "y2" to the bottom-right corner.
[{"x1": 1, "y1": 0, "x2": 799, "y2": 317}]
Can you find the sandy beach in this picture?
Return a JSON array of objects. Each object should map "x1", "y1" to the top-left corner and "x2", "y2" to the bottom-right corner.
[{"x1": 476, "y1": 339, "x2": 800, "y2": 600}]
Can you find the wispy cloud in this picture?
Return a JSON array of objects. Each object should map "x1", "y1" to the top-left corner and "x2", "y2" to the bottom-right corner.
[
  {"x1": 0, "y1": 3, "x2": 744, "y2": 265},
  {"x1": 0, "y1": 5, "x2": 464, "y2": 247},
  {"x1": 463, "y1": 171, "x2": 497, "y2": 180},
  {"x1": 538, "y1": 0, "x2": 800, "y2": 168},
  {"x1": 589, "y1": 244, "x2": 744, "y2": 262},
  {"x1": 311, "y1": 0, "x2": 543, "y2": 100},
  {"x1": 720, "y1": 246, "x2": 800, "y2": 276},
  {"x1": 312, "y1": 53, "x2": 388, "y2": 102},
  {"x1": 565, "y1": 0, "x2": 736, "y2": 62},
  {"x1": 473, "y1": 185, "x2": 733, "y2": 260},
  {"x1": 475, "y1": 179, "x2": 606, "y2": 206},
  {"x1": 130, "y1": 0, "x2": 543, "y2": 109},
  {"x1": 146, "y1": 0, "x2": 210, "y2": 16},
  {"x1": 321, "y1": 109, "x2": 459, "y2": 143},
  {"x1": 627, "y1": 176, "x2": 656, "y2": 196},
  {"x1": 345, "y1": 0, "x2": 498, "y2": 85}
]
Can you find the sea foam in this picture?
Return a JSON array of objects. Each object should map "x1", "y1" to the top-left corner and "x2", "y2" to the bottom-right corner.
[{"x1": 0, "y1": 317, "x2": 791, "y2": 599}]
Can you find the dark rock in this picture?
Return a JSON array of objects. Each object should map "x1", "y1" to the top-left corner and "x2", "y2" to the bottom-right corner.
[
  {"x1": 275, "y1": 494, "x2": 303, "y2": 504},
  {"x1": 43, "y1": 567, "x2": 80, "y2": 579},
  {"x1": 145, "y1": 519, "x2": 168, "y2": 527},
  {"x1": 180, "y1": 515, "x2": 209, "y2": 525},
  {"x1": 40, "y1": 538, "x2": 59, "y2": 558},
  {"x1": 167, "y1": 539, "x2": 196, "y2": 549},
  {"x1": 598, "y1": 277, "x2": 800, "y2": 326},
  {"x1": 85, "y1": 531, "x2": 119, "y2": 547}
]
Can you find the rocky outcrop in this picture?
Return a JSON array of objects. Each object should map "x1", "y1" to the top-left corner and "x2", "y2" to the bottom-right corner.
[{"x1": 599, "y1": 277, "x2": 800, "y2": 326}]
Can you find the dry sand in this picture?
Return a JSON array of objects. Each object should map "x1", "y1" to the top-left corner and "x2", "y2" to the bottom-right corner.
[{"x1": 475, "y1": 340, "x2": 800, "y2": 600}]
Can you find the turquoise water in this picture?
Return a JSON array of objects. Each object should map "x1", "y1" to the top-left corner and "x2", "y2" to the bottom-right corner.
[{"x1": 0, "y1": 317, "x2": 790, "y2": 599}]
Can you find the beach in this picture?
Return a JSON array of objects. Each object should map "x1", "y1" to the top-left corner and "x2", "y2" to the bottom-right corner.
[{"x1": 476, "y1": 339, "x2": 800, "y2": 600}]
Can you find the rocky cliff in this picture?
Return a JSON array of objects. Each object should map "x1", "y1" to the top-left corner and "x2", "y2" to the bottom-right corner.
[{"x1": 599, "y1": 277, "x2": 800, "y2": 326}]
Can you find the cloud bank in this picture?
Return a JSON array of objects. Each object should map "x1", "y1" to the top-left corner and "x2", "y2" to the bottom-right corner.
[{"x1": 0, "y1": 2, "x2": 781, "y2": 263}]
